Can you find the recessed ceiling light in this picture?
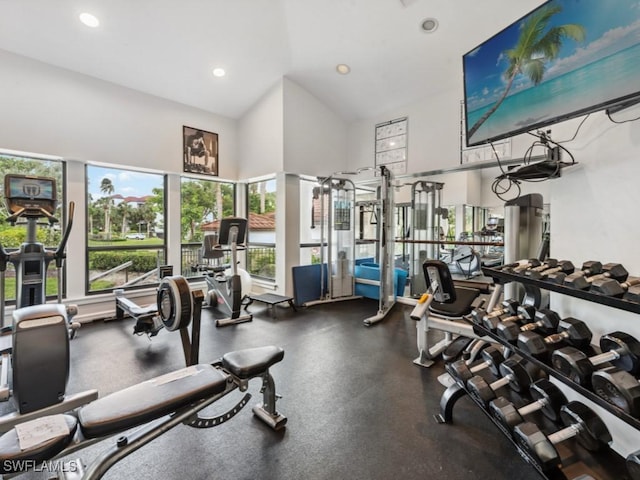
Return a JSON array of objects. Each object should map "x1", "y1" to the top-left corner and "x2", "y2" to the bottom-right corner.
[
  {"x1": 421, "y1": 18, "x2": 438, "y2": 33},
  {"x1": 212, "y1": 68, "x2": 226, "y2": 77},
  {"x1": 79, "y1": 12, "x2": 100, "y2": 28},
  {"x1": 336, "y1": 64, "x2": 351, "y2": 75}
]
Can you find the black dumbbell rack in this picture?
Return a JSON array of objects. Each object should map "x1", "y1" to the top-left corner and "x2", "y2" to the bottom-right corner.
[
  {"x1": 481, "y1": 266, "x2": 640, "y2": 429},
  {"x1": 438, "y1": 265, "x2": 640, "y2": 478},
  {"x1": 435, "y1": 375, "x2": 627, "y2": 480},
  {"x1": 482, "y1": 266, "x2": 640, "y2": 314}
]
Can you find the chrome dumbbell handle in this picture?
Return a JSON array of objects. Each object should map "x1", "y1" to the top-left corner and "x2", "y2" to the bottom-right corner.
[{"x1": 547, "y1": 423, "x2": 581, "y2": 445}]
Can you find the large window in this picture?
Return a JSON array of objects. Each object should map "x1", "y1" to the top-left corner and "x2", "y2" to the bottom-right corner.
[
  {"x1": 0, "y1": 154, "x2": 65, "y2": 302},
  {"x1": 86, "y1": 165, "x2": 166, "y2": 293},
  {"x1": 180, "y1": 177, "x2": 235, "y2": 277},
  {"x1": 246, "y1": 178, "x2": 276, "y2": 281}
]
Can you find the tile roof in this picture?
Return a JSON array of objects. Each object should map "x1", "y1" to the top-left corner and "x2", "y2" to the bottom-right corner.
[{"x1": 202, "y1": 212, "x2": 275, "y2": 231}]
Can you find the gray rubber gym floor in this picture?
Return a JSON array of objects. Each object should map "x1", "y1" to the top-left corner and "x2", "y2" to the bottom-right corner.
[{"x1": 14, "y1": 298, "x2": 547, "y2": 480}]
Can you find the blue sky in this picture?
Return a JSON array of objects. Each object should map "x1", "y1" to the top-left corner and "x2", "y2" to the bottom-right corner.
[
  {"x1": 87, "y1": 165, "x2": 163, "y2": 199},
  {"x1": 464, "y1": 0, "x2": 640, "y2": 111}
]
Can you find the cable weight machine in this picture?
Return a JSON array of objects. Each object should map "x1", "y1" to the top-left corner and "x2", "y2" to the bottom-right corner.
[
  {"x1": 410, "y1": 181, "x2": 445, "y2": 295},
  {"x1": 304, "y1": 175, "x2": 360, "y2": 306},
  {"x1": 363, "y1": 165, "x2": 396, "y2": 326}
]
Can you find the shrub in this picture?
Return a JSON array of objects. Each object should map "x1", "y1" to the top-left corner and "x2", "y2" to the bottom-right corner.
[{"x1": 89, "y1": 250, "x2": 159, "y2": 272}]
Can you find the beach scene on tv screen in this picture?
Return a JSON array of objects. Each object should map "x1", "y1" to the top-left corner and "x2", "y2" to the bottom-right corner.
[{"x1": 464, "y1": 0, "x2": 640, "y2": 146}]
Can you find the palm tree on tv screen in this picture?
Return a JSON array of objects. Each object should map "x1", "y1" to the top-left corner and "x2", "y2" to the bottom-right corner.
[{"x1": 468, "y1": 4, "x2": 585, "y2": 140}]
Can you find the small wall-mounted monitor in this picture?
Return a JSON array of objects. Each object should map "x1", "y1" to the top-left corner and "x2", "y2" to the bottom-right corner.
[{"x1": 463, "y1": 0, "x2": 640, "y2": 147}]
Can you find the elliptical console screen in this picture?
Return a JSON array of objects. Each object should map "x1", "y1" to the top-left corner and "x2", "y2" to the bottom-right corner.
[{"x1": 4, "y1": 174, "x2": 57, "y2": 215}]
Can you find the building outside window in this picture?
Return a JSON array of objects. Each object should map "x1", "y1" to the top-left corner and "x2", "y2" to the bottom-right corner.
[
  {"x1": 180, "y1": 177, "x2": 235, "y2": 278},
  {"x1": 246, "y1": 177, "x2": 276, "y2": 281},
  {"x1": 85, "y1": 165, "x2": 166, "y2": 293}
]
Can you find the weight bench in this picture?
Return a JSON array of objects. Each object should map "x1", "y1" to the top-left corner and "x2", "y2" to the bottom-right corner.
[
  {"x1": 244, "y1": 293, "x2": 297, "y2": 318},
  {"x1": 0, "y1": 345, "x2": 286, "y2": 479}
]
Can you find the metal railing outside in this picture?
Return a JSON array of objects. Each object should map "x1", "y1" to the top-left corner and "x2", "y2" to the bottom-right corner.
[{"x1": 181, "y1": 242, "x2": 277, "y2": 282}]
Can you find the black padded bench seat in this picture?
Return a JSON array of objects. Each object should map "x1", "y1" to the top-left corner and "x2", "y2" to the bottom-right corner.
[
  {"x1": 78, "y1": 364, "x2": 227, "y2": 438},
  {"x1": 244, "y1": 294, "x2": 296, "y2": 318},
  {"x1": 0, "y1": 414, "x2": 78, "y2": 474},
  {"x1": 429, "y1": 286, "x2": 480, "y2": 317},
  {"x1": 222, "y1": 346, "x2": 284, "y2": 379}
]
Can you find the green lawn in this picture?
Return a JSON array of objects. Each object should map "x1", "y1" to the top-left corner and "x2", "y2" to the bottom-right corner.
[
  {"x1": 3, "y1": 277, "x2": 59, "y2": 300},
  {"x1": 87, "y1": 238, "x2": 164, "y2": 247}
]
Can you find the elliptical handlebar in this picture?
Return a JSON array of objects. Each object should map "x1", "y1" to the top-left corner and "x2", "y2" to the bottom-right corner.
[
  {"x1": 54, "y1": 201, "x2": 74, "y2": 268},
  {"x1": 5, "y1": 206, "x2": 26, "y2": 225},
  {"x1": 38, "y1": 207, "x2": 59, "y2": 225}
]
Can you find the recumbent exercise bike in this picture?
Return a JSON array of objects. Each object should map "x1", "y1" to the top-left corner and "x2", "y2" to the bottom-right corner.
[{"x1": 192, "y1": 216, "x2": 253, "y2": 327}]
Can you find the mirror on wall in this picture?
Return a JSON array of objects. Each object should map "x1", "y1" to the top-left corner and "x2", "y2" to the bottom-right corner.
[{"x1": 364, "y1": 165, "x2": 552, "y2": 296}]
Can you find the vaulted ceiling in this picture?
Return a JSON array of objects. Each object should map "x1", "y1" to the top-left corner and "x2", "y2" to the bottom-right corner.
[{"x1": 0, "y1": 0, "x2": 543, "y2": 121}]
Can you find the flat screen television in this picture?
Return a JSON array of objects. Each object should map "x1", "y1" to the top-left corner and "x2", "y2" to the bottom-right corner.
[{"x1": 463, "y1": 0, "x2": 640, "y2": 147}]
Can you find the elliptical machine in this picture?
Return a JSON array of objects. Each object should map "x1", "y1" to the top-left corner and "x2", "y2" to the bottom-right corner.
[
  {"x1": 194, "y1": 217, "x2": 253, "y2": 327},
  {"x1": 0, "y1": 174, "x2": 77, "y2": 336}
]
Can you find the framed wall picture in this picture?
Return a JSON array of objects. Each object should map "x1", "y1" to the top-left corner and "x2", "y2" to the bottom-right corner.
[{"x1": 183, "y1": 126, "x2": 218, "y2": 176}]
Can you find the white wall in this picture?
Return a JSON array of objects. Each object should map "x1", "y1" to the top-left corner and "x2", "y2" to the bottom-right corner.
[
  {"x1": 347, "y1": 89, "x2": 462, "y2": 175},
  {"x1": 0, "y1": 49, "x2": 238, "y2": 178},
  {"x1": 0, "y1": 49, "x2": 241, "y2": 306},
  {"x1": 237, "y1": 80, "x2": 284, "y2": 178},
  {"x1": 282, "y1": 77, "x2": 348, "y2": 176}
]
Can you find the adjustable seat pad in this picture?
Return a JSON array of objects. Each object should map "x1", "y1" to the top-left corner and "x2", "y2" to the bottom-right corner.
[
  {"x1": 222, "y1": 346, "x2": 284, "y2": 379},
  {"x1": 429, "y1": 286, "x2": 480, "y2": 317},
  {"x1": 0, "y1": 414, "x2": 77, "y2": 473},
  {"x1": 78, "y1": 364, "x2": 227, "y2": 438}
]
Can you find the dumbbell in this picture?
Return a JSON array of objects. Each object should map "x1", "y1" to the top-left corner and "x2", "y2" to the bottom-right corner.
[
  {"x1": 445, "y1": 345, "x2": 505, "y2": 384},
  {"x1": 497, "y1": 309, "x2": 560, "y2": 344},
  {"x1": 471, "y1": 298, "x2": 520, "y2": 325},
  {"x1": 591, "y1": 276, "x2": 640, "y2": 298},
  {"x1": 626, "y1": 285, "x2": 640, "y2": 303},
  {"x1": 591, "y1": 367, "x2": 640, "y2": 417},
  {"x1": 513, "y1": 401, "x2": 612, "y2": 472},
  {"x1": 466, "y1": 355, "x2": 540, "y2": 406},
  {"x1": 512, "y1": 258, "x2": 559, "y2": 275},
  {"x1": 517, "y1": 317, "x2": 592, "y2": 360},
  {"x1": 547, "y1": 260, "x2": 602, "y2": 285},
  {"x1": 524, "y1": 260, "x2": 574, "y2": 281},
  {"x1": 501, "y1": 258, "x2": 541, "y2": 273},
  {"x1": 551, "y1": 332, "x2": 640, "y2": 386},
  {"x1": 489, "y1": 378, "x2": 567, "y2": 435},
  {"x1": 564, "y1": 262, "x2": 628, "y2": 290},
  {"x1": 484, "y1": 304, "x2": 536, "y2": 333},
  {"x1": 492, "y1": 305, "x2": 536, "y2": 331},
  {"x1": 628, "y1": 450, "x2": 640, "y2": 480}
]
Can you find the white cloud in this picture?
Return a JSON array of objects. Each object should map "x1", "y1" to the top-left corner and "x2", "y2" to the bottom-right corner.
[{"x1": 546, "y1": 19, "x2": 640, "y2": 79}]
